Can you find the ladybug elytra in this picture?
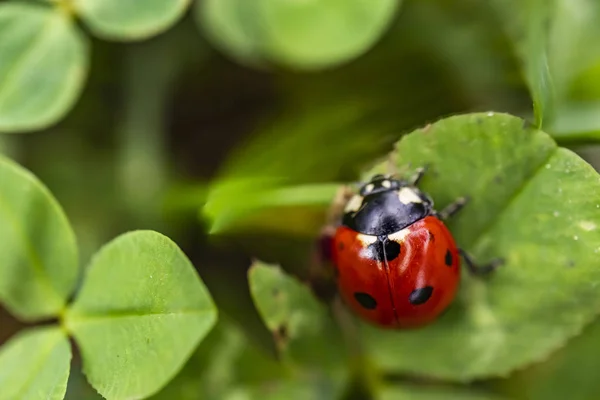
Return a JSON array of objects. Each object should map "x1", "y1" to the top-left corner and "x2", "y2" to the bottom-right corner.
[{"x1": 330, "y1": 168, "x2": 501, "y2": 329}]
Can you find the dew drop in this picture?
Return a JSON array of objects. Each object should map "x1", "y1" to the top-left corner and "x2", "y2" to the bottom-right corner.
[
  {"x1": 553, "y1": 211, "x2": 560, "y2": 217},
  {"x1": 574, "y1": 235, "x2": 579, "y2": 241},
  {"x1": 487, "y1": 111, "x2": 494, "y2": 117},
  {"x1": 546, "y1": 164, "x2": 552, "y2": 169}
]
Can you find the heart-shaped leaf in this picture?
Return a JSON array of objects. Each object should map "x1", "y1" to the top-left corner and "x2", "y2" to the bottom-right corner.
[
  {"x1": 0, "y1": 2, "x2": 88, "y2": 133},
  {"x1": 64, "y1": 230, "x2": 218, "y2": 400},
  {"x1": 197, "y1": 0, "x2": 399, "y2": 69},
  {"x1": 0, "y1": 327, "x2": 71, "y2": 400},
  {"x1": 360, "y1": 112, "x2": 600, "y2": 380},
  {"x1": 73, "y1": 0, "x2": 190, "y2": 41},
  {"x1": 248, "y1": 262, "x2": 347, "y2": 394},
  {"x1": 0, "y1": 154, "x2": 78, "y2": 320}
]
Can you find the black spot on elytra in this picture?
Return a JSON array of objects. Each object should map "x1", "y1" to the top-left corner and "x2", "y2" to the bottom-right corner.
[
  {"x1": 409, "y1": 286, "x2": 433, "y2": 305},
  {"x1": 338, "y1": 242, "x2": 344, "y2": 251},
  {"x1": 445, "y1": 250, "x2": 453, "y2": 267},
  {"x1": 384, "y1": 240, "x2": 401, "y2": 261},
  {"x1": 354, "y1": 292, "x2": 377, "y2": 309},
  {"x1": 428, "y1": 231, "x2": 435, "y2": 241},
  {"x1": 365, "y1": 239, "x2": 400, "y2": 262}
]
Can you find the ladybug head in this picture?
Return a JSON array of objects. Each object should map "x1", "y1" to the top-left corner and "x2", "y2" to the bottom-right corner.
[
  {"x1": 359, "y1": 174, "x2": 403, "y2": 197},
  {"x1": 343, "y1": 174, "x2": 433, "y2": 235}
]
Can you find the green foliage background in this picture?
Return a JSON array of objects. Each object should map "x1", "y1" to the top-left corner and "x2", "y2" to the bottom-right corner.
[{"x1": 2, "y1": 0, "x2": 600, "y2": 399}]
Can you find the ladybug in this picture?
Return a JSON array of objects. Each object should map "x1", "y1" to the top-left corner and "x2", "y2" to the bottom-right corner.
[{"x1": 330, "y1": 168, "x2": 501, "y2": 329}]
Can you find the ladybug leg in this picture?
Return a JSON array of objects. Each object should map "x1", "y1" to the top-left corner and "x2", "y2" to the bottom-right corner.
[
  {"x1": 459, "y1": 249, "x2": 503, "y2": 276},
  {"x1": 437, "y1": 196, "x2": 468, "y2": 220},
  {"x1": 409, "y1": 165, "x2": 428, "y2": 186}
]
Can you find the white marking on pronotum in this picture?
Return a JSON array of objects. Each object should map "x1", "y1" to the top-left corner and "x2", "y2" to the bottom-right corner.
[
  {"x1": 344, "y1": 195, "x2": 363, "y2": 213},
  {"x1": 381, "y1": 180, "x2": 391, "y2": 188},
  {"x1": 356, "y1": 234, "x2": 378, "y2": 246},
  {"x1": 364, "y1": 183, "x2": 375, "y2": 194},
  {"x1": 388, "y1": 228, "x2": 411, "y2": 243},
  {"x1": 398, "y1": 187, "x2": 422, "y2": 204}
]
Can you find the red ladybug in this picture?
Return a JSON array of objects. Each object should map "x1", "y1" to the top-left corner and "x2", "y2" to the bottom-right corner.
[{"x1": 330, "y1": 169, "x2": 501, "y2": 329}]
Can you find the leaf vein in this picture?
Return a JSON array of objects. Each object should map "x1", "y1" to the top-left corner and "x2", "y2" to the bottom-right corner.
[{"x1": 0, "y1": 12, "x2": 59, "y2": 109}]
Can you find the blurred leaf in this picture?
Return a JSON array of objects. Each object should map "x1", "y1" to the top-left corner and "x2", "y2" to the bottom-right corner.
[
  {"x1": 377, "y1": 385, "x2": 507, "y2": 400},
  {"x1": 0, "y1": 2, "x2": 88, "y2": 133},
  {"x1": 73, "y1": 0, "x2": 190, "y2": 41},
  {"x1": 197, "y1": 0, "x2": 399, "y2": 69},
  {"x1": 223, "y1": 381, "x2": 336, "y2": 400},
  {"x1": 362, "y1": 112, "x2": 600, "y2": 380},
  {"x1": 547, "y1": 101, "x2": 600, "y2": 144},
  {"x1": 504, "y1": 317, "x2": 600, "y2": 400},
  {"x1": 547, "y1": 0, "x2": 600, "y2": 100},
  {"x1": 196, "y1": 0, "x2": 265, "y2": 66},
  {"x1": 204, "y1": 181, "x2": 340, "y2": 235},
  {"x1": 395, "y1": 0, "x2": 525, "y2": 112},
  {"x1": 255, "y1": 0, "x2": 399, "y2": 69},
  {"x1": 0, "y1": 154, "x2": 78, "y2": 321},
  {"x1": 202, "y1": 102, "x2": 396, "y2": 235},
  {"x1": 248, "y1": 262, "x2": 348, "y2": 397},
  {"x1": 152, "y1": 317, "x2": 287, "y2": 400},
  {"x1": 490, "y1": 0, "x2": 554, "y2": 126},
  {"x1": 64, "y1": 230, "x2": 218, "y2": 400},
  {"x1": 116, "y1": 20, "x2": 207, "y2": 229},
  {"x1": 0, "y1": 327, "x2": 71, "y2": 400}
]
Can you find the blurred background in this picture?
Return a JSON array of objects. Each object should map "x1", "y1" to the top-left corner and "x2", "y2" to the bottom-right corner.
[{"x1": 2, "y1": 0, "x2": 600, "y2": 398}]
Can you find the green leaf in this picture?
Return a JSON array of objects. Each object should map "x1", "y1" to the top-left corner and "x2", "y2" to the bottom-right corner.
[
  {"x1": 0, "y1": 2, "x2": 88, "y2": 133},
  {"x1": 64, "y1": 230, "x2": 218, "y2": 400},
  {"x1": 361, "y1": 112, "x2": 600, "y2": 380},
  {"x1": 255, "y1": 0, "x2": 399, "y2": 69},
  {"x1": 0, "y1": 327, "x2": 71, "y2": 400},
  {"x1": 248, "y1": 262, "x2": 348, "y2": 396},
  {"x1": 505, "y1": 317, "x2": 600, "y2": 400},
  {"x1": 197, "y1": 0, "x2": 399, "y2": 69},
  {"x1": 490, "y1": 0, "x2": 554, "y2": 127},
  {"x1": 73, "y1": 0, "x2": 190, "y2": 41},
  {"x1": 196, "y1": 0, "x2": 265, "y2": 67},
  {"x1": 0, "y1": 154, "x2": 78, "y2": 320}
]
